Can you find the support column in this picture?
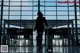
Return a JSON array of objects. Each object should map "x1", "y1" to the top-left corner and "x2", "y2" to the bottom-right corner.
[
  {"x1": 74, "y1": 0, "x2": 79, "y2": 46},
  {"x1": 2, "y1": 20, "x2": 6, "y2": 45},
  {"x1": 1, "y1": 0, "x2": 4, "y2": 45},
  {"x1": 72, "y1": 21, "x2": 75, "y2": 46}
]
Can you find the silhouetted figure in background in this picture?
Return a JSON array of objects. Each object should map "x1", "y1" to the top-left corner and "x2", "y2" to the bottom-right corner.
[{"x1": 35, "y1": 11, "x2": 48, "y2": 51}]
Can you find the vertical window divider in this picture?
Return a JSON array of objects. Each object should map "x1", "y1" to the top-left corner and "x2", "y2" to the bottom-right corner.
[
  {"x1": 74, "y1": 0, "x2": 78, "y2": 46},
  {"x1": 19, "y1": 0, "x2": 22, "y2": 47},
  {"x1": 44, "y1": 0, "x2": 45, "y2": 16},
  {"x1": 32, "y1": 0, "x2": 34, "y2": 48},
  {"x1": 67, "y1": 0, "x2": 70, "y2": 46},
  {"x1": 56, "y1": 0, "x2": 58, "y2": 29},
  {"x1": 7, "y1": 0, "x2": 10, "y2": 47},
  {"x1": 20, "y1": 0, "x2": 22, "y2": 29},
  {"x1": 44, "y1": 0, "x2": 46, "y2": 52},
  {"x1": 8, "y1": 0, "x2": 10, "y2": 28},
  {"x1": 79, "y1": 0, "x2": 80, "y2": 14},
  {"x1": 1, "y1": 0, "x2": 4, "y2": 45}
]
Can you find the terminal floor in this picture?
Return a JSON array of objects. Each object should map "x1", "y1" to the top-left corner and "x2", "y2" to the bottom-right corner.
[{"x1": 0, "y1": 46, "x2": 80, "y2": 53}]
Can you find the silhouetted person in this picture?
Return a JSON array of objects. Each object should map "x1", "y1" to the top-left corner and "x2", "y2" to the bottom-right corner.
[{"x1": 35, "y1": 11, "x2": 48, "y2": 51}]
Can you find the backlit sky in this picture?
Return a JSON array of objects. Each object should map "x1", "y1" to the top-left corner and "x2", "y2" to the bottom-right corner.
[
  {"x1": 0, "y1": 0, "x2": 80, "y2": 28},
  {"x1": 0, "y1": 0, "x2": 80, "y2": 20}
]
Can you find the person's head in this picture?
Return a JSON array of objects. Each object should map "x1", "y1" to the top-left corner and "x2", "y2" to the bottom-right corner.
[{"x1": 37, "y1": 11, "x2": 43, "y2": 17}]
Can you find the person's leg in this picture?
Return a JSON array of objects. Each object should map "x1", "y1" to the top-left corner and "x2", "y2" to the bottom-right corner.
[
  {"x1": 38, "y1": 33, "x2": 42, "y2": 49},
  {"x1": 37, "y1": 29, "x2": 43, "y2": 50},
  {"x1": 39, "y1": 30, "x2": 44, "y2": 48},
  {"x1": 37, "y1": 32, "x2": 42, "y2": 47}
]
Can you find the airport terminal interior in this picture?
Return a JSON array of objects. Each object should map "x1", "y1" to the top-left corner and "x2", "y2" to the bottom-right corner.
[{"x1": 0, "y1": 0, "x2": 80, "y2": 53}]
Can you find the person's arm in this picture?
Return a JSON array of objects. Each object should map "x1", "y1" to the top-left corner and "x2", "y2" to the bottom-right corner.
[{"x1": 44, "y1": 17, "x2": 48, "y2": 27}]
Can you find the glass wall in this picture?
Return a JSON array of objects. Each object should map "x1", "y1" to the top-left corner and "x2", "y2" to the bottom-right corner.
[
  {"x1": 0, "y1": 0, "x2": 79, "y2": 27},
  {"x1": 0, "y1": 0, "x2": 80, "y2": 47}
]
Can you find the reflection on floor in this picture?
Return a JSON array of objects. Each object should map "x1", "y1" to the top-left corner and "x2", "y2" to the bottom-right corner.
[
  {"x1": 0, "y1": 35, "x2": 80, "y2": 53},
  {"x1": 0, "y1": 46, "x2": 80, "y2": 53},
  {"x1": 0, "y1": 39, "x2": 80, "y2": 53}
]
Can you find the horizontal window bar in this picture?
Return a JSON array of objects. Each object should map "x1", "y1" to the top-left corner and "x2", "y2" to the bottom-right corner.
[
  {"x1": 2, "y1": 10, "x2": 79, "y2": 11},
  {"x1": 2, "y1": 5, "x2": 79, "y2": 7},
  {"x1": 3, "y1": 14, "x2": 80, "y2": 16}
]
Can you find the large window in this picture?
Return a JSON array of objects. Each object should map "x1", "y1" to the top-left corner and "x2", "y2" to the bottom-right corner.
[
  {"x1": 1, "y1": 0, "x2": 79, "y2": 20},
  {"x1": 0, "y1": 0, "x2": 79, "y2": 28}
]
